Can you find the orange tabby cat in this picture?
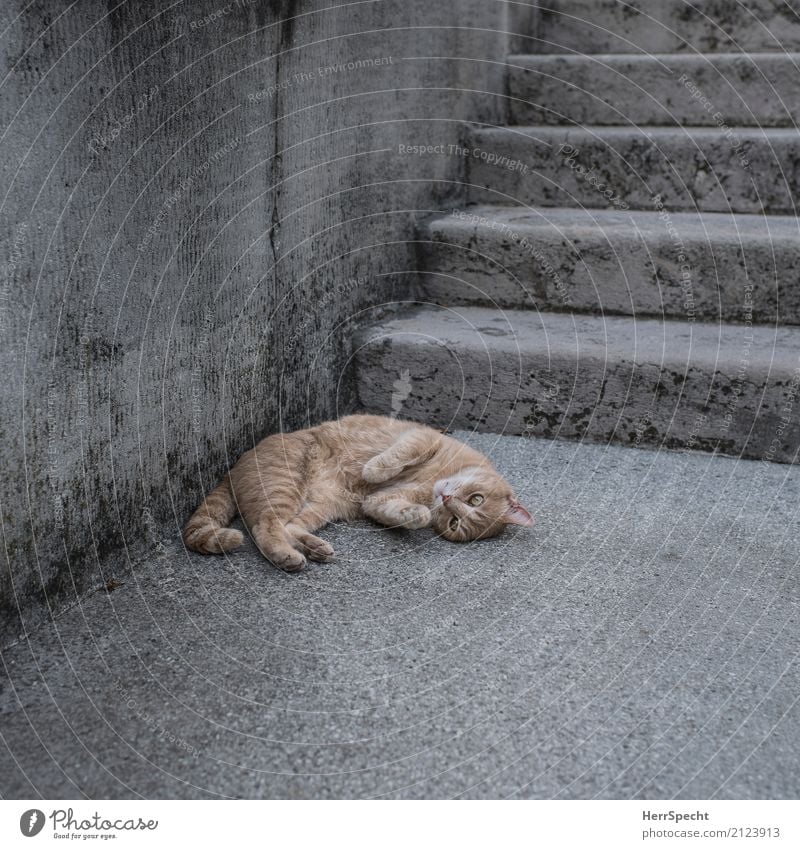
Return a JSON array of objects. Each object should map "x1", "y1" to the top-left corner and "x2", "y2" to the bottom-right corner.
[{"x1": 183, "y1": 414, "x2": 533, "y2": 571}]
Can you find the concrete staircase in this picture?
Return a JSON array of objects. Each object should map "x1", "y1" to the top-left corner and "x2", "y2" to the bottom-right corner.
[{"x1": 355, "y1": 1, "x2": 800, "y2": 463}]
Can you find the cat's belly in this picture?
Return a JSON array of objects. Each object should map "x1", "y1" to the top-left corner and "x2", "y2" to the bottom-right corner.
[{"x1": 303, "y1": 467, "x2": 363, "y2": 522}]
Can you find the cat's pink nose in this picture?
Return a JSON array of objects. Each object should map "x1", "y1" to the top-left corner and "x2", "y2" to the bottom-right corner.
[{"x1": 441, "y1": 494, "x2": 451, "y2": 503}]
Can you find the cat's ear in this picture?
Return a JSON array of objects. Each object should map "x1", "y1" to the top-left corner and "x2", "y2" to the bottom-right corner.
[{"x1": 503, "y1": 498, "x2": 534, "y2": 527}]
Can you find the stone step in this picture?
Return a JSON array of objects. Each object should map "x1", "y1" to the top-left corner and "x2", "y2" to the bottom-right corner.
[
  {"x1": 355, "y1": 305, "x2": 800, "y2": 462},
  {"x1": 465, "y1": 125, "x2": 800, "y2": 214},
  {"x1": 418, "y1": 206, "x2": 800, "y2": 324},
  {"x1": 508, "y1": 52, "x2": 800, "y2": 127},
  {"x1": 527, "y1": 0, "x2": 800, "y2": 55}
]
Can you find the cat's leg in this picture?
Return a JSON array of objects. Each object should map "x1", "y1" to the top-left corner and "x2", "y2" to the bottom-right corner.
[
  {"x1": 362, "y1": 429, "x2": 442, "y2": 484},
  {"x1": 362, "y1": 490, "x2": 432, "y2": 530},
  {"x1": 286, "y1": 526, "x2": 335, "y2": 562},
  {"x1": 285, "y1": 484, "x2": 363, "y2": 561},
  {"x1": 232, "y1": 433, "x2": 310, "y2": 572},
  {"x1": 285, "y1": 504, "x2": 335, "y2": 563},
  {"x1": 251, "y1": 517, "x2": 307, "y2": 572}
]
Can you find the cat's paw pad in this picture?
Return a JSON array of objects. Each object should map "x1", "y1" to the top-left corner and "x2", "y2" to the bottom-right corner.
[
  {"x1": 398, "y1": 505, "x2": 431, "y2": 529},
  {"x1": 304, "y1": 536, "x2": 335, "y2": 562},
  {"x1": 362, "y1": 459, "x2": 393, "y2": 483},
  {"x1": 273, "y1": 550, "x2": 306, "y2": 572}
]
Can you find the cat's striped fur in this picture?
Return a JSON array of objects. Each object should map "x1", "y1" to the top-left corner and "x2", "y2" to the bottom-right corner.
[{"x1": 183, "y1": 414, "x2": 532, "y2": 571}]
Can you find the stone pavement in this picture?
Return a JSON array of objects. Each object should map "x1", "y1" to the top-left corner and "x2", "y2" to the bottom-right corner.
[{"x1": 2, "y1": 432, "x2": 798, "y2": 799}]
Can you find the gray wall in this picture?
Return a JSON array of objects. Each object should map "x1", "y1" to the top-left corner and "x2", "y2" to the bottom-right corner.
[{"x1": 0, "y1": 0, "x2": 514, "y2": 644}]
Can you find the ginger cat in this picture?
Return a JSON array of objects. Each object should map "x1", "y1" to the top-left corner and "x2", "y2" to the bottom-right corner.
[{"x1": 183, "y1": 414, "x2": 533, "y2": 571}]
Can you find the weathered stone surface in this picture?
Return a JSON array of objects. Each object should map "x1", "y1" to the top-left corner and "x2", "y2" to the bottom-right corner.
[
  {"x1": 4, "y1": 0, "x2": 800, "y2": 803},
  {"x1": 419, "y1": 205, "x2": 800, "y2": 323},
  {"x1": 356, "y1": 305, "x2": 800, "y2": 462},
  {"x1": 528, "y1": 0, "x2": 800, "y2": 55},
  {"x1": 0, "y1": 0, "x2": 507, "y2": 645},
  {"x1": 466, "y1": 125, "x2": 799, "y2": 214},
  {"x1": 508, "y1": 52, "x2": 800, "y2": 127},
  {"x1": 2, "y1": 432, "x2": 799, "y2": 799}
]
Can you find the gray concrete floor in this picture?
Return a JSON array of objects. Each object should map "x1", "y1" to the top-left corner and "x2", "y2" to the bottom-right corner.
[{"x1": 1, "y1": 433, "x2": 798, "y2": 799}]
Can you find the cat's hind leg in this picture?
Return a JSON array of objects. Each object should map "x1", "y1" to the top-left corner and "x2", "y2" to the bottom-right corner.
[
  {"x1": 251, "y1": 519, "x2": 307, "y2": 572},
  {"x1": 232, "y1": 433, "x2": 311, "y2": 572},
  {"x1": 286, "y1": 524, "x2": 335, "y2": 562},
  {"x1": 285, "y1": 502, "x2": 336, "y2": 562}
]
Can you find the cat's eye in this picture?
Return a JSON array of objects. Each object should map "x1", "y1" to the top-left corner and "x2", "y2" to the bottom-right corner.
[
  {"x1": 448, "y1": 517, "x2": 460, "y2": 532},
  {"x1": 468, "y1": 494, "x2": 484, "y2": 506}
]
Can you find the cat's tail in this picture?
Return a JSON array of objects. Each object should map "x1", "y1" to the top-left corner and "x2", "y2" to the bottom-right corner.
[{"x1": 182, "y1": 474, "x2": 244, "y2": 554}]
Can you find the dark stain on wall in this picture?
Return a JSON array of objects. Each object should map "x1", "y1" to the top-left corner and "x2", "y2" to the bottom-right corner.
[{"x1": 0, "y1": 0, "x2": 507, "y2": 645}]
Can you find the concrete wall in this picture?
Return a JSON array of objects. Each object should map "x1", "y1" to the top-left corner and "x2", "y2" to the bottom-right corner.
[{"x1": 0, "y1": 0, "x2": 513, "y2": 644}]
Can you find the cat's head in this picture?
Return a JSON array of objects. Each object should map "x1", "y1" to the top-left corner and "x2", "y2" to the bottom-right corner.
[{"x1": 430, "y1": 466, "x2": 533, "y2": 542}]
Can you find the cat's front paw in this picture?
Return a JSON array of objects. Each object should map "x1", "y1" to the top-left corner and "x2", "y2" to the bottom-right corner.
[
  {"x1": 397, "y1": 504, "x2": 432, "y2": 529},
  {"x1": 362, "y1": 459, "x2": 394, "y2": 484}
]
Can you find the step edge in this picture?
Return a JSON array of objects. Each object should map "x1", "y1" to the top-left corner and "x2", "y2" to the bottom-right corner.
[
  {"x1": 470, "y1": 124, "x2": 800, "y2": 137},
  {"x1": 506, "y1": 51, "x2": 800, "y2": 63}
]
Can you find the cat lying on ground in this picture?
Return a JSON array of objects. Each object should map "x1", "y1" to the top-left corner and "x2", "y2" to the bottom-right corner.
[{"x1": 183, "y1": 414, "x2": 533, "y2": 571}]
